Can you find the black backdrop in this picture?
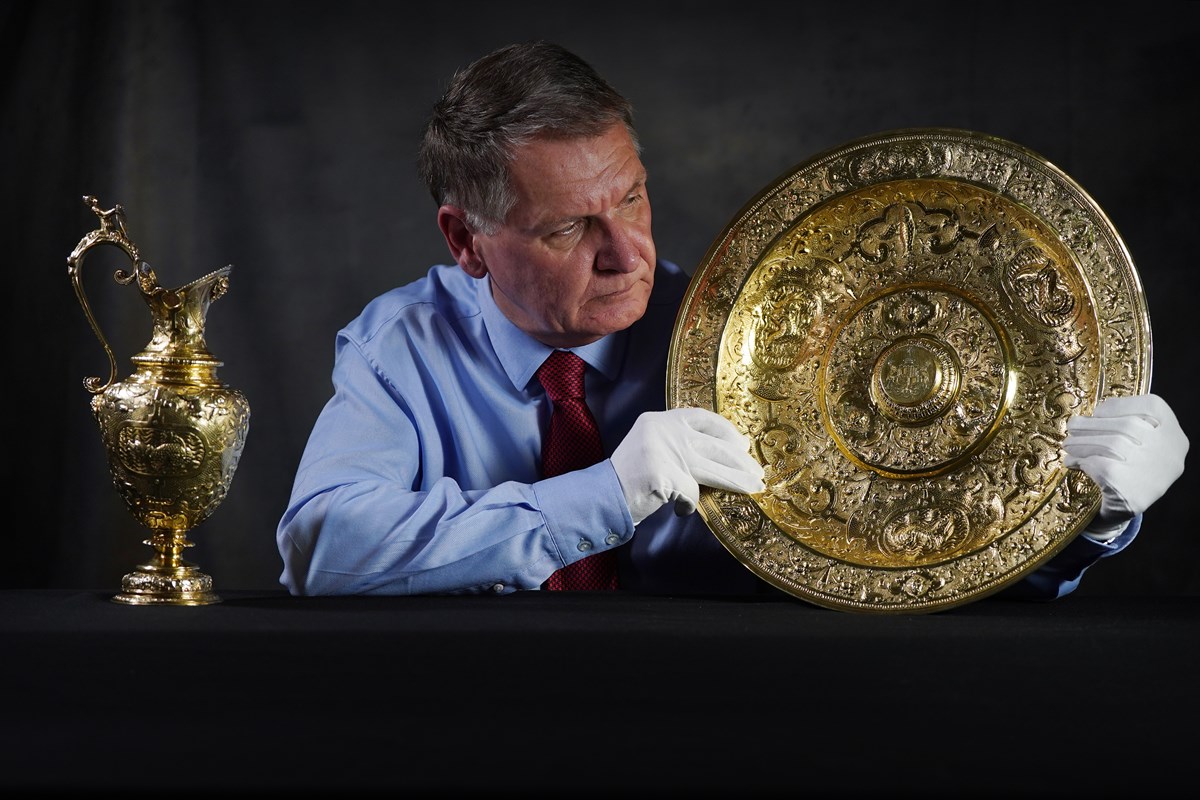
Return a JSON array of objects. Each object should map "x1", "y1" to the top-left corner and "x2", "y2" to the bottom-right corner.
[{"x1": 5, "y1": 0, "x2": 1198, "y2": 596}]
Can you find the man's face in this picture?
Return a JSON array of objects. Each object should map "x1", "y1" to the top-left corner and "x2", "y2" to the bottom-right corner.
[{"x1": 470, "y1": 124, "x2": 656, "y2": 348}]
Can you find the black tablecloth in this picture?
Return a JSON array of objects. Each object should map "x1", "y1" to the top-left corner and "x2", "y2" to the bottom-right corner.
[{"x1": 2, "y1": 590, "x2": 1197, "y2": 795}]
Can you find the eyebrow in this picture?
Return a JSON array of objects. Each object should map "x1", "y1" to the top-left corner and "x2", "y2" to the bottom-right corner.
[{"x1": 529, "y1": 174, "x2": 648, "y2": 236}]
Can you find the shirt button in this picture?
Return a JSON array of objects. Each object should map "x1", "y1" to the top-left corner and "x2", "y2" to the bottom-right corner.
[
  {"x1": 605, "y1": 533, "x2": 620, "y2": 545},
  {"x1": 490, "y1": 583, "x2": 504, "y2": 593},
  {"x1": 577, "y1": 539, "x2": 593, "y2": 552}
]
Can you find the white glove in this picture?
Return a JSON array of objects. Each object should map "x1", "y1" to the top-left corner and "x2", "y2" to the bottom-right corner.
[
  {"x1": 1063, "y1": 393, "x2": 1188, "y2": 542},
  {"x1": 611, "y1": 407, "x2": 766, "y2": 525}
]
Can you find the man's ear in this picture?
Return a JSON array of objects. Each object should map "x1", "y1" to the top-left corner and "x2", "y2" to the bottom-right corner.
[{"x1": 437, "y1": 205, "x2": 487, "y2": 279}]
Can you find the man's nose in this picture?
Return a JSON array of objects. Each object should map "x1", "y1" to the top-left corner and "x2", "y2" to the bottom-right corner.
[{"x1": 595, "y1": 220, "x2": 646, "y2": 272}]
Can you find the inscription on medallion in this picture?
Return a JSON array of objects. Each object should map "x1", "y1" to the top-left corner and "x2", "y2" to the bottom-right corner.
[{"x1": 879, "y1": 341, "x2": 942, "y2": 405}]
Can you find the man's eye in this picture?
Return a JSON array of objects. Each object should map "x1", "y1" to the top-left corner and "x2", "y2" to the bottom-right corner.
[{"x1": 554, "y1": 221, "x2": 581, "y2": 237}]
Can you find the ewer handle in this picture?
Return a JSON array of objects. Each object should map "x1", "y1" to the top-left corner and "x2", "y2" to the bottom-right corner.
[{"x1": 66, "y1": 195, "x2": 158, "y2": 393}]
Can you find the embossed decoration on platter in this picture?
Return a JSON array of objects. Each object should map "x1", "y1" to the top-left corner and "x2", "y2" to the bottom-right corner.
[{"x1": 667, "y1": 129, "x2": 1150, "y2": 613}]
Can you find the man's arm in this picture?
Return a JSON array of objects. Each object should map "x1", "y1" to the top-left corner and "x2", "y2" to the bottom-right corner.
[
  {"x1": 276, "y1": 342, "x2": 635, "y2": 596},
  {"x1": 1005, "y1": 515, "x2": 1142, "y2": 600}
]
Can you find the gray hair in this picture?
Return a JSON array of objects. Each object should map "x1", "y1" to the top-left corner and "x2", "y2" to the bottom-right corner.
[{"x1": 417, "y1": 41, "x2": 638, "y2": 235}]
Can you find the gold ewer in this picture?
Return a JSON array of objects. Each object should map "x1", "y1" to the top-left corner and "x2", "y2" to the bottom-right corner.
[{"x1": 67, "y1": 196, "x2": 250, "y2": 605}]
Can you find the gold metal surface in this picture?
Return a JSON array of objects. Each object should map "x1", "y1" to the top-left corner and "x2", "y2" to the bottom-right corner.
[
  {"x1": 68, "y1": 196, "x2": 250, "y2": 605},
  {"x1": 668, "y1": 129, "x2": 1150, "y2": 613}
]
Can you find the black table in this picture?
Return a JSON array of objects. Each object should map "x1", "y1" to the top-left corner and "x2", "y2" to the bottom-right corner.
[{"x1": 2, "y1": 590, "x2": 1197, "y2": 795}]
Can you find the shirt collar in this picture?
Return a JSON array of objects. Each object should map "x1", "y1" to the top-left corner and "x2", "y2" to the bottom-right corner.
[{"x1": 477, "y1": 274, "x2": 626, "y2": 392}]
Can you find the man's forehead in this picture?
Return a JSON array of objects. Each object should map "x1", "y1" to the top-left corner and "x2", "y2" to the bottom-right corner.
[{"x1": 507, "y1": 129, "x2": 645, "y2": 221}]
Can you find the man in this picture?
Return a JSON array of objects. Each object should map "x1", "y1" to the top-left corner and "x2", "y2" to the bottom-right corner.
[{"x1": 276, "y1": 41, "x2": 1187, "y2": 598}]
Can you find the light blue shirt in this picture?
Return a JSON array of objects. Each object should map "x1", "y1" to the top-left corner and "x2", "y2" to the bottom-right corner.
[{"x1": 277, "y1": 260, "x2": 1135, "y2": 598}]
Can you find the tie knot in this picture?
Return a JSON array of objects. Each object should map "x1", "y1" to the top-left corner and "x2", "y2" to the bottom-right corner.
[{"x1": 536, "y1": 350, "x2": 586, "y2": 403}]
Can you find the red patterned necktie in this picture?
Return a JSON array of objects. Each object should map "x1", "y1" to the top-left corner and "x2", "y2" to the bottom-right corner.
[{"x1": 536, "y1": 350, "x2": 618, "y2": 591}]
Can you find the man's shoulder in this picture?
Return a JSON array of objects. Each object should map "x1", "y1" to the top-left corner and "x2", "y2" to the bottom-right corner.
[{"x1": 344, "y1": 264, "x2": 480, "y2": 344}]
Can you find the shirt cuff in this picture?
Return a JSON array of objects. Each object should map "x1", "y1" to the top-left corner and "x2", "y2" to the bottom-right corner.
[{"x1": 531, "y1": 460, "x2": 634, "y2": 569}]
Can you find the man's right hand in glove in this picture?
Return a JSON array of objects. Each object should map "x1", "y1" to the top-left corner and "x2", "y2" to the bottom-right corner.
[{"x1": 610, "y1": 407, "x2": 765, "y2": 525}]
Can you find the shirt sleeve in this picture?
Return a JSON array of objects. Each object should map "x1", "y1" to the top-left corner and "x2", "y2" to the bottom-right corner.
[
  {"x1": 1002, "y1": 515, "x2": 1142, "y2": 600},
  {"x1": 276, "y1": 341, "x2": 634, "y2": 596}
]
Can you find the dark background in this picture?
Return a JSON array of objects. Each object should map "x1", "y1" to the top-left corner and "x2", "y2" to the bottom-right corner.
[{"x1": 4, "y1": 0, "x2": 1197, "y2": 596}]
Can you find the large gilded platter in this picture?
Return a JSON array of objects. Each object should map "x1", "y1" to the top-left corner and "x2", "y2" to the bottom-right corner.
[{"x1": 667, "y1": 128, "x2": 1151, "y2": 613}]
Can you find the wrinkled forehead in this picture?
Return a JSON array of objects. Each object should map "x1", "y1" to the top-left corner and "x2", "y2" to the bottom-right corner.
[{"x1": 506, "y1": 126, "x2": 645, "y2": 226}]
